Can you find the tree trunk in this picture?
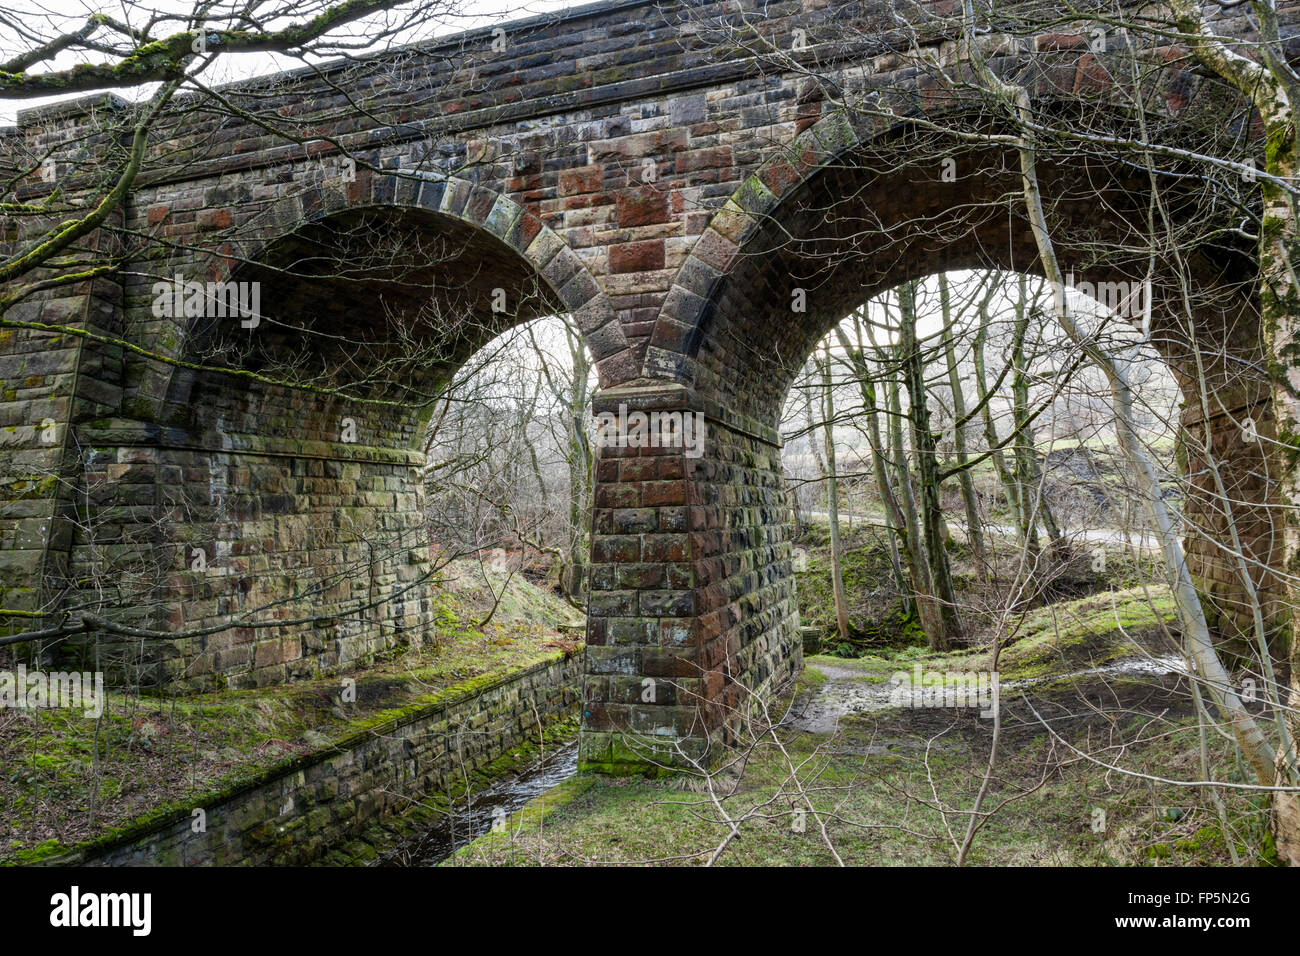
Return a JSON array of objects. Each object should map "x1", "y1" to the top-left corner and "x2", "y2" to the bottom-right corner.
[
  {"x1": 564, "y1": 324, "x2": 593, "y2": 603},
  {"x1": 888, "y1": 335, "x2": 939, "y2": 638},
  {"x1": 900, "y1": 281, "x2": 964, "y2": 650},
  {"x1": 1010, "y1": 278, "x2": 1042, "y2": 554},
  {"x1": 1010, "y1": 277, "x2": 1065, "y2": 554},
  {"x1": 939, "y1": 274, "x2": 990, "y2": 578},
  {"x1": 819, "y1": 344, "x2": 853, "y2": 645},
  {"x1": 974, "y1": 295, "x2": 1025, "y2": 540},
  {"x1": 836, "y1": 318, "x2": 912, "y2": 610}
]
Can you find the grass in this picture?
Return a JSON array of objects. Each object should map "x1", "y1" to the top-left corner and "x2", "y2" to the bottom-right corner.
[
  {"x1": 449, "y1": 588, "x2": 1273, "y2": 868},
  {"x1": 451, "y1": 711, "x2": 1270, "y2": 866},
  {"x1": 993, "y1": 585, "x2": 1179, "y2": 680}
]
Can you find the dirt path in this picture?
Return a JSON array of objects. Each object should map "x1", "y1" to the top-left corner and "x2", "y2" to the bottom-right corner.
[{"x1": 788, "y1": 650, "x2": 1188, "y2": 737}]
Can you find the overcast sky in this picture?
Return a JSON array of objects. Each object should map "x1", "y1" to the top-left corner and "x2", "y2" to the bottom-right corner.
[{"x1": 0, "y1": 0, "x2": 577, "y2": 123}]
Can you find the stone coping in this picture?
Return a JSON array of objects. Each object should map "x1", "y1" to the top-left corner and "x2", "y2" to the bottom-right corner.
[{"x1": 77, "y1": 418, "x2": 424, "y2": 466}]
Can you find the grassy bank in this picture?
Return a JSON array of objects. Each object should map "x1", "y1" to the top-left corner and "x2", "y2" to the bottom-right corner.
[
  {"x1": 0, "y1": 561, "x2": 582, "y2": 865},
  {"x1": 793, "y1": 520, "x2": 1168, "y2": 655}
]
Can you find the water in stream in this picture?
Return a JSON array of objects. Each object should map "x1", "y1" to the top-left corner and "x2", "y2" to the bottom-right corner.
[{"x1": 378, "y1": 740, "x2": 579, "y2": 866}]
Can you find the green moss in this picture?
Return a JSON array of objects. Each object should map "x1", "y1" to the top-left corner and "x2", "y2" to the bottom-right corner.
[
  {"x1": 1174, "y1": 826, "x2": 1225, "y2": 855},
  {"x1": 11, "y1": 839, "x2": 66, "y2": 865},
  {"x1": 734, "y1": 174, "x2": 777, "y2": 212},
  {"x1": 796, "y1": 532, "x2": 926, "y2": 652}
]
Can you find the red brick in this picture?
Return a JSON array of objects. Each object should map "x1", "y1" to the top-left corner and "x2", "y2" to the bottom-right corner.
[
  {"x1": 616, "y1": 186, "x2": 669, "y2": 227},
  {"x1": 558, "y1": 165, "x2": 603, "y2": 196},
  {"x1": 595, "y1": 483, "x2": 641, "y2": 508},
  {"x1": 609, "y1": 239, "x2": 666, "y2": 273},
  {"x1": 196, "y1": 208, "x2": 233, "y2": 231},
  {"x1": 657, "y1": 457, "x2": 685, "y2": 480},
  {"x1": 1037, "y1": 32, "x2": 1088, "y2": 51},
  {"x1": 619, "y1": 458, "x2": 658, "y2": 481},
  {"x1": 643, "y1": 480, "x2": 687, "y2": 507},
  {"x1": 676, "y1": 146, "x2": 732, "y2": 174}
]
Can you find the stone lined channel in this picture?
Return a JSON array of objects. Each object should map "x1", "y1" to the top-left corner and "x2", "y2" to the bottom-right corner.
[{"x1": 378, "y1": 741, "x2": 580, "y2": 866}]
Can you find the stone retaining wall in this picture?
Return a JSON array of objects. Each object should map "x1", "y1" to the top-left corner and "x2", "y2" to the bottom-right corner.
[{"x1": 49, "y1": 650, "x2": 582, "y2": 866}]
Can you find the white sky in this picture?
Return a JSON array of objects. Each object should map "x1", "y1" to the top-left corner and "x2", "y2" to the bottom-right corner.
[{"x1": 0, "y1": 0, "x2": 578, "y2": 123}]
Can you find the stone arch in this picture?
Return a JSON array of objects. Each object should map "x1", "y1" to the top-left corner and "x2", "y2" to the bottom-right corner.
[
  {"x1": 159, "y1": 172, "x2": 627, "y2": 410},
  {"x1": 642, "y1": 95, "x2": 1277, "y2": 644},
  {"x1": 647, "y1": 91, "x2": 1260, "y2": 396},
  {"x1": 85, "y1": 173, "x2": 626, "y2": 690},
  {"x1": 582, "y1": 90, "x2": 1279, "y2": 771}
]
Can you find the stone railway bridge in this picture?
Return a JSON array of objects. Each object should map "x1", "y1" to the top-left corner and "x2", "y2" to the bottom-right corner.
[{"x1": 0, "y1": 0, "x2": 1293, "y2": 771}]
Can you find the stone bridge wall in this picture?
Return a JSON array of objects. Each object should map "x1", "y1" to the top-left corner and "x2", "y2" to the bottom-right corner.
[{"x1": 1, "y1": 0, "x2": 1293, "y2": 770}]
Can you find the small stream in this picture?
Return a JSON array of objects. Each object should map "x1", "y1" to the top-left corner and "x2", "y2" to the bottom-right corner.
[{"x1": 377, "y1": 740, "x2": 579, "y2": 866}]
